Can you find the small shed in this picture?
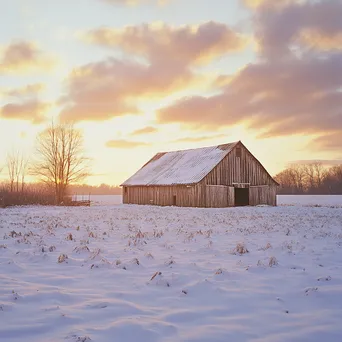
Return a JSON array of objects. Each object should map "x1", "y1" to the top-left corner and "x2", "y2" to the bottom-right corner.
[{"x1": 121, "y1": 141, "x2": 278, "y2": 207}]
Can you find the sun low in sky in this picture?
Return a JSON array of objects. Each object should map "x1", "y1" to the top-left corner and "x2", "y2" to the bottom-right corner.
[{"x1": 0, "y1": 0, "x2": 341, "y2": 185}]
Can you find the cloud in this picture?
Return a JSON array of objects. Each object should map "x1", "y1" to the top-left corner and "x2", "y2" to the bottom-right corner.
[
  {"x1": 105, "y1": 139, "x2": 150, "y2": 148},
  {"x1": 4, "y1": 83, "x2": 46, "y2": 97},
  {"x1": 1, "y1": 83, "x2": 49, "y2": 124},
  {"x1": 242, "y1": 0, "x2": 299, "y2": 8},
  {"x1": 311, "y1": 132, "x2": 342, "y2": 151},
  {"x1": 158, "y1": 54, "x2": 342, "y2": 135},
  {"x1": 131, "y1": 126, "x2": 158, "y2": 135},
  {"x1": 59, "y1": 57, "x2": 192, "y2": 122},
  {"x1": 85, "y1": 22, "x2": 245, "y2": 66},
  {"x1": 0, "y1": 100, "x2": 49, "y2": 124},
  {"x1": 291, "y1": 159, "x2": 342, "y2": 166},
  {"x1": 172, "y1": 134, "x2": 227, "y2": 143},
  {"x1": 0, "y1": 41, "x2": 55, "y2": 74},
  {"x1": 61, "y1": 22, "x2": 244, "y2": 122},
  {"x1": 252, "y1": 0, "x2": 342, "y2": 59},
  {"x1": 156, "y1": 0, "x2": 342, "y2": 152}
]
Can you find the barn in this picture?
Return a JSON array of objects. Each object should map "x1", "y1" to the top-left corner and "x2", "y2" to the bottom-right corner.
[{"x1": 121, "y1": 141, "x2": 279, "y2": 207}]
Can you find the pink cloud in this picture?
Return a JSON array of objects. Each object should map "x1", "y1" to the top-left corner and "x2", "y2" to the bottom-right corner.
[
  {"x1": 156, "y1": 0, "x2": 342, "y2": 152},
  {"x1": 86, "y1": 22, "x2": 245, "y2": 66},
  {"x1": 131, "y1": 126, "x2": 158, "y2": 135},
  {"x1": 0, "y1": 41, "x2": 55, "y2": 74},
  {"x1": 1, "y1": 100, "x2": 49, "y2": 124},
  {"x1": 61, "y1": 22, "x2": 244, "y2": 122}
]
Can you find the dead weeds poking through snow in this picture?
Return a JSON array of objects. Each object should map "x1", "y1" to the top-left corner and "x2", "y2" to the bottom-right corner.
[
  {"x1": 153, "y1": 229, "x2": 164, "y2": 238},
  {"x1": 149, "y1": 271, "x2": 170, "y2": 287},
  {"x1": 88, "y1": 248, "x2": 101, "y2": 260},
  {"x1": 215, "y1": 268, "x2": 224, "y2": 275},
  {"x1": 66, "y1": 233, "x2": 73, "y2": 241},
  {"x1": 232, "y1": 242, "x2": 249, "y2": 255},
  {"x1": 269, "y1": 256, "x2": 278, "y2": 267},
  {"x1": 145, "y1": 252, "x2": 154, "y2": 259},
  {"x1": 74, "y1": 245, "x2": 90, "y2": 254},
  {"x1": 58, "y1": 254, "x2": 68, "y2": 263},
  {"x1": 259, "y1": 242, "x2": 272, "y2": 251}
]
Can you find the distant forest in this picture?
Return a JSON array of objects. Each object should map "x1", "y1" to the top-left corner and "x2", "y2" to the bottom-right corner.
[{"x1": 274, "y1": 163, "x2": 342, "y2": 195}]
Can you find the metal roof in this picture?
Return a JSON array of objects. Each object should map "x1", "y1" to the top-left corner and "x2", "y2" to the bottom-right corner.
[{"x1": 121, "y1": 141, "x2": 239, "y2": 186}]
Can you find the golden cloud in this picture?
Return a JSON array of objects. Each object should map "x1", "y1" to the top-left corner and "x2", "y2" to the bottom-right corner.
[
  {"x1": 157, "y1": 54, "x2": 342, "y2": 140},
  {"x1": 4, "y1": 83, "x2": 46, "y2": 97},
  {"x1": 61, "y1": 21, "x2": 245, "y2": 122},
  {"x1": 0, "y1": 100, "x2": 50, "y2": 124},
  {"x1": 131, "y1": 126, "x2": 158, "y2": 135},
  {"x1": 0, "y1": 41, "x2": 56, "y2": 74},
  {"x1": 85, "y1": 22, "x2": 246, "y2": 66}
]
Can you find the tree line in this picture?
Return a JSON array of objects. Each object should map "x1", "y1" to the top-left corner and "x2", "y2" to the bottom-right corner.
[{"x1": 274, "y1": 163, "x2": 342, "y2": 194}]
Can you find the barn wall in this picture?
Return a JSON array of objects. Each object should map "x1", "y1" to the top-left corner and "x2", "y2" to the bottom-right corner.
[
  {"x1": 249, "y1": 185, "x2": 277, "y2": 206},
  {"x1": 228, "y1": 187, "x2": 235, "y2": 207},
  {"x1": 206, "y1": 185, "x2": 227, "y2": 208},
  {"x1": 203, "y1": 142, "x2": 276, "y2": 187},
  {"x1": 122, "y1": 184, "x2": 206, "y2": 207},
  {"x1": 200, "y1": 142, "x2": 277, "y2": 206}
]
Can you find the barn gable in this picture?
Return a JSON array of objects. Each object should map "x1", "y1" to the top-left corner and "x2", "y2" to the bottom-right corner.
[{"x1": 202, "y1": 141, "x2": 279, "y2": 187}]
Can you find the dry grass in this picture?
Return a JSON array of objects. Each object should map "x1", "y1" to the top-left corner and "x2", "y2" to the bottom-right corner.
[
  {"x1": 269, "y1": 256, "x2": 278, "y2": 267},
  {"x1": 232, "y1": 242, "x2": 249, "y2": 255},
  {"x1": 66, "y1": 233, "x2": 73, "y2": 241},
  {"x1": 58, "y1": 254, "x2": 68, "y2": 263}
]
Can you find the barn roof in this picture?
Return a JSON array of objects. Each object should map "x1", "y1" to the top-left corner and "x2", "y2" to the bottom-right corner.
[{"x1": 121, "y1": 141, "x2": 239, "y2": 186}]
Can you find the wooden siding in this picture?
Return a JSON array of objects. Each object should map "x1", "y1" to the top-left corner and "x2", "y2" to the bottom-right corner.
[
  {"x1": 228, "y1": 187, "x2": 235, "y2": 207},
  {"x1": 206, "y1": 185, "x2": 228, "y2": 208},
  {"x1": 123, "y1": 184, "x2": 206, "y2": 207},
  {"x1": 249, "y1": 185, "x2": 277, "y2": 206}
]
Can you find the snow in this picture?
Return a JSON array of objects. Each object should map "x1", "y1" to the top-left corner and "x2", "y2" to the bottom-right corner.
[
  {"x1": 1, "y1": 202, "x2": 342, "y2": 341},
  {"x1": 278, "y1": 195, "x2": 342, "y2": 207},
  {"x1": 121, "y1": 142, "x2": 237, "y2": 186},
  {"x1": 87, "y1": 194, "x2": 342, "y2": 208}
]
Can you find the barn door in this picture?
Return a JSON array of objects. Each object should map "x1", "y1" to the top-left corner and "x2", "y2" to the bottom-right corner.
[
  {"x1": 172, "y1": 195, "x2": 177, "y2": 206},
  {"x1": 234, "y1": 188, "x2": 249, "y2": 206}
]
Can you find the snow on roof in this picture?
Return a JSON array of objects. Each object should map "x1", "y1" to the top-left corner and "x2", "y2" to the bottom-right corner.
[{"x1": 121, "y1": 141, "x2": 239, "y2": 186}]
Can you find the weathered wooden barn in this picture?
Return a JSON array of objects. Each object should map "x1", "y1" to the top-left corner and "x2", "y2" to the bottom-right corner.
[{"x1": 121, "y1": 141, "x2": 279, "y2": 207}]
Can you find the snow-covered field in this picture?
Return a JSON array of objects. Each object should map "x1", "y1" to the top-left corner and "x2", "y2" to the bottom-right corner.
[
  {"x1": 278, "y1": 195, "x2": 342, "y2": 207},
  {"x1": 1, "y1": 201, "x2": 342, "y2": 341},
  {"x1": 86, "y1": 194, "x2": 342, "y2": 207}
]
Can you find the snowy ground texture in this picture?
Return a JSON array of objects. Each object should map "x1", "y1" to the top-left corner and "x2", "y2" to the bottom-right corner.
[
  {"x1": 86, "y1": 194, "x2": 342, "y2": 207},
  {"x1": 1, "y1": 199, "x2": 342, "y2": 342}
]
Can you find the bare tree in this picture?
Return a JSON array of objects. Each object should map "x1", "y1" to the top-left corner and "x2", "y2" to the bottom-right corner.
[
  {"x1": 32, "y1": 122, "x2": 90, "y2": 204},
  {"x1": 6, "y1": 150, "x2": 29, "y2": 192},
  {"x1": 7, "y1": 152, "x2": 17, "y2": 192},
  {"x1": 313, "y1": 162, "x2": 326, "y2": 188},
  {"x1": 289, "y1": 164, "x2": 306, "y2": 193}
]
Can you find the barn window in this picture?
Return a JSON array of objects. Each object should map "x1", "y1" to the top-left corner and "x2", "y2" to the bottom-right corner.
[
  {"x1": 173, "y1": 195, "x2": 177, "y2": 206},
  {"x1": 124, "y1": 187, "x2": 127, "y2": 194},
  {"x1": 236, "y1": 147, "x2": 241, "y2": 158}
]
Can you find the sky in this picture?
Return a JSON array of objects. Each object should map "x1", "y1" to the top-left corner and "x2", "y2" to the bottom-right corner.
[{"x1": 0, "y1": 0, "x2": 341, "y2": 185}]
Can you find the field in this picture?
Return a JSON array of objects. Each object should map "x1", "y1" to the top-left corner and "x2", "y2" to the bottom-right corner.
[{"x1": 1, "y1": 197, "x2": 342, "y2": 341}]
